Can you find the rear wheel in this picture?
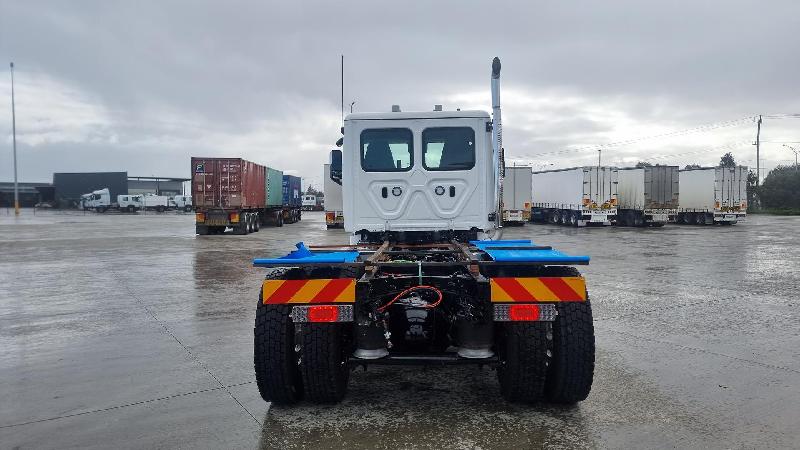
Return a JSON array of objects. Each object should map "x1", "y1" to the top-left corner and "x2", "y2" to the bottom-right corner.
[
  {"x1": 298, "y1": 323, "x2": 350, "y2": 403},
  {"x1": 156, "y1": 205, "x2": 165, "y2": 213},
  {"x1": 276, "y1": 212, "x2": 284, "y2": 227},
  {"x1": 184, "y1": 205, "x2": 192, "y2": 212},
  {"x1": 254, "y1": 293, "x2": 304, "y2": 405},
  {"x1": 253, "y1": 214, "x2": 260, "y2": 232},
  {"x1": 543, "y1": 267, "x2": 595, "y2": 404},
  {"x1": 695, "y1": 213, "x2": 706, "y2": 225},
  {"x1": 496, "y1": 322, "x2": 552, "y2": 403},
  {"x1": 127, "y1": 205, "x2": 135, "y2": 213}
]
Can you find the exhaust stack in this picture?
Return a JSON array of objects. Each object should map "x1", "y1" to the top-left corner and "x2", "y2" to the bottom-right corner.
[{"x1": 491, "y1": 57, "x2": 504, "y2": 229}]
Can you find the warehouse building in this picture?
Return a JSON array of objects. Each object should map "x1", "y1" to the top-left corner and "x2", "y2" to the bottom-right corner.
[{"x1": 0, "y1": 182, "x2": 53, "y2": 208}]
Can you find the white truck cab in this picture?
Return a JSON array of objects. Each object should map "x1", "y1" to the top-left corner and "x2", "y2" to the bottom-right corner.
[
  {"x1": 341, "y1": 110, "x2": 497, "y2": 242},
  {"x1": 81, "y1": 188, "x2": 112, "y2": 211},
  {"x1": 171, "y1": 195, "x2": 193, "y2": 211}
]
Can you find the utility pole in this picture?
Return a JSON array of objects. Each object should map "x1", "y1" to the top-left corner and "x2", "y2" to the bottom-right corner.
[
  {"x1": 597, "y1": 149, "x2": 602, "y2": 167},
  {"x1": 10, "y1": 62, "x2": 19, "y2": 216},
  {"x1": 340, "y1": 55, "x2": 344, "y2": 125},
  {"x1": 755, "y1": 115, "x2": 762, "y2": 185}
]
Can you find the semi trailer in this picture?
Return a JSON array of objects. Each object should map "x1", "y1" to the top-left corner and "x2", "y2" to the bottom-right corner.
[
  {"x1": 252, "y1": 57, "x2": 595, "y2": 406},
  {"x1": 501, "y1": 166, "x2": 532, "y2": 225},
  {"x1": 677, "y1": 166, "x2": 748, "y2": 225},
  {"x1": 192, "y1": 158, "x2": 300, "y2": 235},
  {"x1": 615, "y1": 165, "x2": 679, "y2": 226},
  {"x1": 324, "y1": 162, "x2": 344, "y2": 228},
  {"x1": 531, "y1": 167, "x2": 618, "y2": 226}
]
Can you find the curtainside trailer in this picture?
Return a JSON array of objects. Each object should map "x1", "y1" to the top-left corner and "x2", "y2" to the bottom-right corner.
[
  {"x1": 615, "y1": 165, "x2": 679, "y2": 226},
  {"x1": 677, "y1": 166, "x2": 748, "y2": 225},
  {"x1": 531, "y1": 167, "x2": 618, "y2": 226},
  {"x1": 501, "y1": 166, "x2": 532, "y2": 225}
]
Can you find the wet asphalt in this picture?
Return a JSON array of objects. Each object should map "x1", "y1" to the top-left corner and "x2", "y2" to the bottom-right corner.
[{"x1": 0, "y1": 209, "x2": 798, "y2": 449}]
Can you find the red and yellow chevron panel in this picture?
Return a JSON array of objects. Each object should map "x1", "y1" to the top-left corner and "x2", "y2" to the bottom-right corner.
[
  {"x1": 490, "y1": 277, "x2": 587, "y2": 302},
  {"x1": 262, "y1": 278, "x2": 356, "y2": 304}
]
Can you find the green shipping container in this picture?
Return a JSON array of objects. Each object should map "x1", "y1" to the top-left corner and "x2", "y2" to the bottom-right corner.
[{"x1": 265, "y1": 167, "x2": 284, "y2": 207}]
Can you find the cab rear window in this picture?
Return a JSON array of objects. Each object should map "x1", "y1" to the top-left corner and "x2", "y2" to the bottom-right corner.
[
  {"x1": 360, "y1": 128, "x2": 413, "y2": 172},
  {"x1": 422, "y1": 127, "x2": 475, "y2": 171}
]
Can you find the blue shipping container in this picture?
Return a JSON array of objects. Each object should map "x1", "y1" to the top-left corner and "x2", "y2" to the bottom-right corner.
[{"x1": 282, "y1": 175, "x2": 302, "y2": 207}]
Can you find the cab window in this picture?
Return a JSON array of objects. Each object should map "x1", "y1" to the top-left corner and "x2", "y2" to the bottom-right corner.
[
  {"x1": 360, "y1": 128, "x2": 413, "y2": 172},
  {"x1": 422, "y1": 127, "x2": 475, "y2": 171}
]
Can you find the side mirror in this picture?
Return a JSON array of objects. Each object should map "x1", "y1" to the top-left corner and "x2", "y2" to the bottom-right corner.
[{"x1": 329, "y1": 149, "x2": 342, "y2": 186}]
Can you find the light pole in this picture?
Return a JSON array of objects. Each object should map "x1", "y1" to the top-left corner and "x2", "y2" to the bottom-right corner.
[
  {"x1": 10, "y1": 62, "x2": 19, "y2": 215},
  {"x1": 783, "y1": 144, "x2": 799, "y2": 172}
]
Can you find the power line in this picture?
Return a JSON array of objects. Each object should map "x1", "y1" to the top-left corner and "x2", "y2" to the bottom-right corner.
[{"x1": 519, "y1": 116, "x2": 754, "y2": 158}]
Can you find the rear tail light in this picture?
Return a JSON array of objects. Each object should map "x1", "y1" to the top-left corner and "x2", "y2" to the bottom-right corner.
[
  {"x1": 229, "y1": 212, "x2": 240, "y2": 223},
  {"x1": 195, "y1": 212, "x2": 205, "y2": 223},
  {"x1": 326, "y1": 212, "x2": 335, "y2": 223},
  {"x1": 290, "y1": 305, "x2": 354, "y2": 323},
  {"x1": 494, "y1": 304, "x2": 556, "y2": 322}
]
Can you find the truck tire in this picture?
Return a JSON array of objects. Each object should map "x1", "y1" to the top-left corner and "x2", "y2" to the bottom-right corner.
[
  {"x1": 298, "y1": 323, "x2": 350, "y2": 403},
  {"x1": 496, "y1": 321, "x2": 552, "y2": 403},
  {"x1": 276, "y1": 212, "x2": 284, "y2": 227},
  {"x1": 253, "y1": 214, "x2": 260, "y2": 232},
  {"x1": 254, "y1": 296, "x2": 304, "y2": 405},
  {"x1": 196, "y1": 225, "x2": 209, "y2": 235},
  {"x1": 184, "y1": 205, "x2": 192, "y2": 212},
  {"x1": 127, "y1": 205, "x2": 135, "y2": 213},
  {"x1": 156, "y1": 205, "x2": 165, "y2": 213},
  {"x1": 695, "y1": 213, "x2": 705, "y2": 225},
  {"x1": 543, "y1": 267, "x2": 595, "y2": 404},
  {"x1": 97, "y1": 206, "x2": 106, "y2": 213}
]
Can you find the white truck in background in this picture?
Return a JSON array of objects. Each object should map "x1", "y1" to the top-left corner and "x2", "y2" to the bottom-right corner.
[
  {"x1": 501, "y1": 166, "x2": 532, "y2": 225},
  {"x1": 616, "y1": 165, "x2": 679, "y2": 227},
  {"x1": 323, "y1": 163, "x2": 344, "y2": 228},
  {"x1": 531, "y1": 167, "x2": 618, "y2": 226},
  {"x1": 80, "y1": 188, "x2": 171, "y2": 213},
  {"x1": 170, "y1": 195, "x2": 193, "y2": 212},
  {"x1": 678, "y1": 166, "x2": 748, "y2": 225}
]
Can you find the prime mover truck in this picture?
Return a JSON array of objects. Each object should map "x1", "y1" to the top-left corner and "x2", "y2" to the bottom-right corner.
[
  {"x1": 615, "y1": 165, "x2": 679, "y2": 226},
  {"x1": 192, "y1": 158, "x2": 300, "y2": 235},
  {"x1": 677, "y1": 166, "x2": 748, "y2": 225},
  {"x1": 252, "y1": 57, "x2": 595, "y2": 406},
  {"x1": 501, "y1": 166, "x2": 532, "y2": 225},
  {"x1": 531, "y1": 167, "x2": 618, "y2": 226}
]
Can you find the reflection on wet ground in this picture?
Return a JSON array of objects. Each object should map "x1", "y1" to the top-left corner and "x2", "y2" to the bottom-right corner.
[{"x1": 1, "y1": 210, "x2": 798, "y2": 448}]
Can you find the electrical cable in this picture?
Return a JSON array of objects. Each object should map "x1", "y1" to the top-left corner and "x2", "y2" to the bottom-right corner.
[{"x1": 377, "y1": 285, "x2": 443, "y2": 313}]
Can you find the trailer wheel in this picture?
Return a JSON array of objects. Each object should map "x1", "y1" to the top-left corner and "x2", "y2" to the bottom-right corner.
[
  {"x1": 496, "y1": 321, "x2": 552, "y2": 403},
  {"x1": 276, "y1": 212, "x2": 284, "y2": 227},
  {"x1": 541, "y1": 267, "x2": 595, "y2": 404},
  {"x1": 156, "y1": 205, "x2": 165, "y2": 213},
  {"x1": 253, "y1": 214, "x2": 260, "y2": 232},
  {"x1": 298, "y1": 323, "x2": 350, "y2": 403},
  {"x1": 184, "y1": 205, "x2": 192, "y2": 213},
  {"x1": 254, "y1": 290, "x2": 304, "y2": 405},
  {"x1": 551, "y1": 210, "x2": 561, "y2": 225}
]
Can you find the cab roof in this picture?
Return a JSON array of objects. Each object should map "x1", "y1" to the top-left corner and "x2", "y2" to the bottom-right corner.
[{"x1": 345, "y1": 110, "x2": 490, "y2": 121}]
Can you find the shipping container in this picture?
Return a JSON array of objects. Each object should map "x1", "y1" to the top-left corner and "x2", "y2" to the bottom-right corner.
[
  {"x1": 324, "y1": 163, "x2": 344, "y2": 228},
  {"x1": 282, "y1": 175, "x2": 302, "y2": 207},
  {"x1": 191, "y1": 158, "x2": 265, "y2": 209},
  {"x1": 616, "y1": 166, "x2": 679, "y2": 226},
  {"x1": 191, "y1": 157, "x2": 301, "y2": 235},
  {"x1": 677, "y1": 166, "x2": 747, "y2": 225},
  {"x1": 501, "y1": 166, "x2": 532, "y2": 225},
  {"x1": 531, "y1": 167, "x2": 618, "y2": 227},
  {"x1": 266, "y1": 167, "x2": 284, "y2": 207}
]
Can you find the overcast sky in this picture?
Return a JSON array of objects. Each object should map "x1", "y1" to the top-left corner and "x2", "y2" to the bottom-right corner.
[{"x1": 1, "y1": 0, "x2": 799, "y2": 188}]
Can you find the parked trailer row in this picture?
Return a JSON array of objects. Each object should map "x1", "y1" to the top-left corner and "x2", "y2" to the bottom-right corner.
[
  {"x1": 501, "y1": 166, "x2": 532, "y2": 225},
  {"x1": 323, "y1": 163, "x2": 344, "y2": 228},
  {"x1": 523, "y1": 165, "x2": 748, "y2": 227},
  {"x1": 531, "y1": 167, "x2": 618, "y2": 227},
  {"x1": 192, "y1": 157, "x2": 302, "y2": 235}
]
